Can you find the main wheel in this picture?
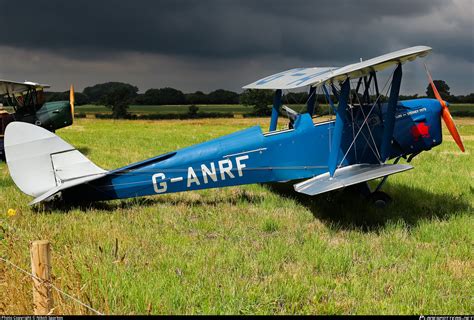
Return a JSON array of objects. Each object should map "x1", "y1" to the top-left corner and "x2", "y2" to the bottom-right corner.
[{"x1": 369, "y1": 191, "x2": 392, "y2": 208}]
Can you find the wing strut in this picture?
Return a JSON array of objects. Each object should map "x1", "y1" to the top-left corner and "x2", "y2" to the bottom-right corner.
[
  {"x1": 322, "y1": 84, "x2": 336, "y2": 113},
  {"x1": 306, "y1": 86, "x2": 316, "y2": 116},
  {"x1": 269, "y1": 89, "x2": 282, "y2": 131},
  {"x1": 328, "y1": 78, "x2": 351, "y2": 177},
  {"x1": 363, "y1": 74, "x2": 373, "y2": 103},
  {"x1": 331, "y1": 83, "x2": 339, "y2": 100},
  {"x1": 372, "y1": 71, "x2": 383, "y2": 113},
  {"x1": 381, "y1": 63, "x2": 402, "y2": 162}
]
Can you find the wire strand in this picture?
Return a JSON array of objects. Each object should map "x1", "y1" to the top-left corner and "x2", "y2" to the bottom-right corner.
[
  {"x1": 0, "y1": 257, "x2": 103, "y2": 315},
  {"x1": 337, "y1": 66, "x2": 396, "y2": 168}
]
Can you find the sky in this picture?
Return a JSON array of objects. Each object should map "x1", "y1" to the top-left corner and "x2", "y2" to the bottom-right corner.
[{"x1": 0, "y1": 0, "x2": 473, "y2": 95}]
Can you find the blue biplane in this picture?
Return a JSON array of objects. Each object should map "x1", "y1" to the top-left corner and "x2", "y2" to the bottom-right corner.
[{"x1": 4, "y1": 46, "x2": 465, "y2": 206}]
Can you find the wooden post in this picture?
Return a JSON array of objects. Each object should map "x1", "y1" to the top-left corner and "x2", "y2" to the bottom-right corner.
[{"x1": 30, "y1": 240, "x2": 53, "y2": 315}]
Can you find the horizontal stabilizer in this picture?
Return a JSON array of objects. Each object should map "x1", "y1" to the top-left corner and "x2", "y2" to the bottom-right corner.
[
  {"x1": 294, "y1": 164, "x2": 413, "y2": 196},
  {"x1": 28, "y1": 173, "x2": 107, "y2": 205}
]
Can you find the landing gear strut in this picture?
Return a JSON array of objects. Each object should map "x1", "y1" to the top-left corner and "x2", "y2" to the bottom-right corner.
[
  {"x1": 363, "y1": 157, "x2": 402, "y2": 207},
  {"x1": 350, "y1": 182, "x2": 392, "y2": 208},
  {"x1": 349, "y1": 158, "x2": 400, "y2": 209}
]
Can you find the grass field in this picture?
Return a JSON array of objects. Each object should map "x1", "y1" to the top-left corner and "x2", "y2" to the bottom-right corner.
[
  {"x1": 75, "y1": 103, "x2": 474, "y2": 117},
  {"x1": 449, "y1": 104, "x2": 474, "y2": 112},
  {"x1": 449, "y1": 104, "x2": 474, "y2": 116},
  {"x1": 0, "y1": 117, "x2": 473, "y2": 315},
  {"x1": 76, "y1": 104, "x2": 254, "y2": 115}
]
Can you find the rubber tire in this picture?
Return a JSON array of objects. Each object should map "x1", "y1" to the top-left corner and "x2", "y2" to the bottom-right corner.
[{"x1": 370, "y1": 191, "x2": 392, "y2": 208}]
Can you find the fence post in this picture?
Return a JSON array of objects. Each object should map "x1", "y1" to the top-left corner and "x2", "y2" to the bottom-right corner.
[{"x1": 30, "y1": 240, "x2": 54, "y2": 315}]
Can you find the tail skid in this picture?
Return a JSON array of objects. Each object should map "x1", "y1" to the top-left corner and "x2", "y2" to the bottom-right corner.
[{"x1": 5, "y1": 122, "x2": 107, "y2": 205}]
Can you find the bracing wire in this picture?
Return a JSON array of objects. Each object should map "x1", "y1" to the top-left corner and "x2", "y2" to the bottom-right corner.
[
  {"x1": 0, "y1": 257, "x2": 103, "y2": 315},
  {"x1": 337, "y1": 66, "x2": 397, "y2": 169}
]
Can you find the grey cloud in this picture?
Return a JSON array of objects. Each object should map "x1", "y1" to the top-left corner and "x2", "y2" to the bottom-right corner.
[
  {"x1": 0, "y1": 0, "x2": 457, "y2": 59},
  {"x1": 0, "y1": 0, "x2": 472, "y2": 94}
]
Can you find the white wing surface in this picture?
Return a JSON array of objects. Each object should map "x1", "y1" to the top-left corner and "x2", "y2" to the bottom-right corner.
[
  {"x1": 243, "y1": 46, "x2": 432, "y2": 90},
  {"x1": 0, "y1": 79, "x2": 50, "y2": 95}
]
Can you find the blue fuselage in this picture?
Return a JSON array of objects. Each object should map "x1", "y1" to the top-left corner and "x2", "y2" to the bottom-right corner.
[{"x1": 65, "y1": 99, "x2": 443, "y2": 202}]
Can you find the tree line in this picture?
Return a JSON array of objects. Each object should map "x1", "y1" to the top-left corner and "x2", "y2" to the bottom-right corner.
[
  {"x1": 45, "y1": 83, "x2": 241, "y2": 106},
  {"x1": 38, "y1": 80, "x2": 474, "y2": 118}
]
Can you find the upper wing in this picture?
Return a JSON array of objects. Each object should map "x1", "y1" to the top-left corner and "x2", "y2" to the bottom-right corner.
[
  {"x1": 243, "y1": 67, "x2": 337, "y2": 90},
  {"x1": 243, "y1": 46, "x2": 431, "y2": 90},
  {"x1": 0, "y1": 79, "x2": 50, "y2": 95}
]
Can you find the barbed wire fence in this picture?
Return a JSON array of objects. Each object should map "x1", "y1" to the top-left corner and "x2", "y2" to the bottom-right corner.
[
  {"x1": 0, "y1": 218, "x2": 103, "y2": 315},
  {"x1": 0, "y1": 256, "x2": 103, "y2": 315}
]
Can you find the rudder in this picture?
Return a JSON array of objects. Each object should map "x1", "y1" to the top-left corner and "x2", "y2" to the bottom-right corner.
[{"x1": 5, "y1": 122, "x2": 106, "y2": 198}]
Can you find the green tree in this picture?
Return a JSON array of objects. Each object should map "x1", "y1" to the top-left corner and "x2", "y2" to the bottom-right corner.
[
  {"x1": 240, "y1": 89, "x2": 274, "y2": 116},
  {"x1": 426, "y1": 80, "x2": 451, "y2": 100},
  {"x1": 456, "y1": 93, "x2": 474, "y2": 103},
  {"x1": 207, "y1": 89, "x2": 239, "y2": 104},
  {"x1": 143, "y1": 88, "x2": 185, "y2": 105},
  {"x1": 134, "y1": 93, "x2": 147, "y2": 105},
  {"x1": 83, "y1": 82, "x2": 138, "y2": 104},
  {"x1": 399, "y1": 94, "x2": 419, "y2": 100},
  {"x1": 99, "y1": 85, "x2": 138, "y2": 118},
  {"x1": 285, "y1": 92, "x2": 309, "y2": 104},
  {"x1": 45, "y1": 91, "x2": 89, "y2": 105},
  {"x1": 185, "y1": 91, "x2": 208, "y2": 104},
  {"x1": 187, "y1": 105, "x2": 199, "y2": 118}
]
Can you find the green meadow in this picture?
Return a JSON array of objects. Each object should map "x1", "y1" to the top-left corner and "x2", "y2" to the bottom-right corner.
[
  {"x1": 76, "y1": 104, "x2": 253, "y2": 115},
  {"x1": 75, "y1": 103, "x2": 474, "y2": 117},
  {"x1": 0, "y1": 117, "x2": 473, "y2": 314}
]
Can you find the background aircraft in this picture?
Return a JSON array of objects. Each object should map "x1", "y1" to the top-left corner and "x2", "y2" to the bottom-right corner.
[{"x1": 0, "y1": 80, "x2": 74, "y2": 159}]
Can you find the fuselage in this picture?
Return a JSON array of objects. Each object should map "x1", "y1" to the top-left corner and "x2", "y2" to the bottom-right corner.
[{"x1": 64, "y1": 99, "x2": 443, "y2": 202}]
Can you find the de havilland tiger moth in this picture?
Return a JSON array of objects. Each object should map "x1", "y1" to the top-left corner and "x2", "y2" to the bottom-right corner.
[
  {"x1": 3, "y1": 46, "x2": 465, "y2": 206},
  {"x1": 0, "y1": 80, "x2": 75, "y2": 159}
]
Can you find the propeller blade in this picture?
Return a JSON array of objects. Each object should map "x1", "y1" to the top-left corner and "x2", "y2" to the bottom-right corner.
[
  {"x1": 69, "y1": 84, "x2": 75, "y2": 121},
  {"x1": 441, "y1": 108, "x2": 465, "y2": 152},
  {"x1": 424, "y1": 64, "x2": 464, "y2": 152}
]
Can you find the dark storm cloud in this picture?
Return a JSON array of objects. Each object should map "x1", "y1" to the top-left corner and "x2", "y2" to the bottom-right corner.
[
  {"x1": 0, "y1": 0, "x2": 472, "y2": 94},
  {"x1": 0, "y1": 0, "x2": 461, "y2": 60}
]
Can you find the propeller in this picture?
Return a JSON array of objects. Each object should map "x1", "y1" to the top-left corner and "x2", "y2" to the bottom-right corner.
[
  {"x1": 424, "y1": 63, "x2": 464, "y2": 152},
  {"x1": 69, "y1": 84, "x2": 75, "y2": 121}
]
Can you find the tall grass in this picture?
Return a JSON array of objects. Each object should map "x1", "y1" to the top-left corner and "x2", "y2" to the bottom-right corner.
[{"x1": 0, "y1": 117, "x2": 472, "y2": 314}]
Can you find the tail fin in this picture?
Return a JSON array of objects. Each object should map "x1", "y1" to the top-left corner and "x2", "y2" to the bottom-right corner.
[{"x1": 5, "y1": 122, "x2": 106, "y2": 202}]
